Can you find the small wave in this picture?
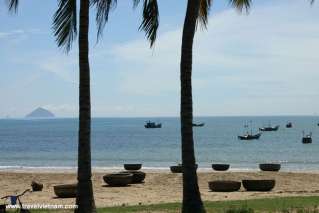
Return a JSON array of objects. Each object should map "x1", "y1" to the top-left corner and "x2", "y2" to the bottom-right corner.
[
  {"x1": 0, "y1": 166, "x2": 77, "y2": 173},
  {"x1": 1, "y1": 165, "x2": 319, "y2": 173}
]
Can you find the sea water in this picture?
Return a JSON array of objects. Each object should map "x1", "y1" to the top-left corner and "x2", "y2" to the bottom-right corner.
[{"x1": 0, "y1": 116, "x2": 319, "y2": 171}]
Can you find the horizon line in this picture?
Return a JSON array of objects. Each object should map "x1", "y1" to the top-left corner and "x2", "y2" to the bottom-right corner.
[{"x1": 2, "y1": 114, "x2": 319, "y2": 119}]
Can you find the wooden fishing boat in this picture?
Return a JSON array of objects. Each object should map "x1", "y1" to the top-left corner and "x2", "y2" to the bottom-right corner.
[
  {"x1": 238, "y1": 121, "x2": 261, "y2": 140},
  {"x1": 286, "y1": 122, "x2": 292, "y2": 128},
  {"x1": 302, "y1": 132, "x2": 312, "y2": 144},
  {"x1": 259, "y1": 125, "x2": 279, "y2": 131},
  {"x1": 238, "y1": 132, "x2": 262, "y2": 140},
  {"x1": 144, "y1": 121, "x2": 162, "y2": 128},
  {"x1": 192, "y1": 123, "x2": 205, "y2": 127}
]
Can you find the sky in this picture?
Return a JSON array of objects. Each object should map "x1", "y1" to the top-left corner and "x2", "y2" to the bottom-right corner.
[{"x1": 0, "y1": 0, "x2": 319, "y2": 118}]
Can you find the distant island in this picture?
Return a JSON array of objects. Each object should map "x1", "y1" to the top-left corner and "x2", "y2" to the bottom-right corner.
[{"x1": 25, "y1": 107, "x2": 55, "y2": 118}]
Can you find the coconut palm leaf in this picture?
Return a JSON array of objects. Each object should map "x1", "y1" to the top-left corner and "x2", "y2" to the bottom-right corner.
[
  {"x1": 52, "y1": 0, "x2": 77, "y2": 52},
  {"x1": 197, "y1": 0, "x2": 251, "y2": 28},
  {"x1": 137, "y1": 0, "x2": 159, "y2": 47},
  {"x1": 91, "y1": 0, "x2": 117, "y2": 40},
  {"x1": 197, "y1": 0, "x2": 211, "y2": 28},
  {"x1": 132, "y1": 0, "x2": 141, "y2": 8},
  {"x1": 5, "y1": 0, "x2": 19, "y2": 12},
  {"x1": 229, "y1": 0, "x2": 251, "y2": 12}
]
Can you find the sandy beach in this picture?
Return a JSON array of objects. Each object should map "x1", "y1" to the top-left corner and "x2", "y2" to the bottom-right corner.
[{"x1": 1, "y1": 170, "x2": 319, "y2": 207}]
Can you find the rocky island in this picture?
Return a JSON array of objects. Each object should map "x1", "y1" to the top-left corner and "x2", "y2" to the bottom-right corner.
[{"x1": 25, "y1": 107, "x2": 55, "y2": 118}]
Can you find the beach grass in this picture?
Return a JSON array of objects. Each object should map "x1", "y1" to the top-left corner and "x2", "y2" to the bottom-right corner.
[
  {"x1": 100, "y1": 196, "x2": 319, "y2": 212},
  {"x1": 7, "y1": 196, "x2": 319, "y2": 212}
]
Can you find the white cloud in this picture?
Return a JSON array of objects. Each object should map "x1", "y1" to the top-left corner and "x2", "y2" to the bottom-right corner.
[
  {"x1": 42, "y1": 104, "x2": 77, "y2": 117},
  {"x1": 107, "y1": 0, "x2": 319, "y2": 115},
  {"x1": 34, "y1": 53, "x2": 79, "y2": 84},
  {"x1": 8, "y1": 50, "x2": 79, "y2": 85},
  {"x1": 2, "y1": 0, "x2": 319, "y2": 117},
  {"x1": 0, "y1": 28, "x2": 47, "y2": 44},
  {"x1": 112, "y1": 29, "x2": 181, "y2": 96},
  {"x1": 0, "y1": 30, "x2": 27, "y2": 44}
]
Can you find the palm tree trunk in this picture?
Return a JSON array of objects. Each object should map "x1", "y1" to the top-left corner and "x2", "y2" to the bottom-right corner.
[
  {"x1": 180, "y1": 0, "x2": 205, "y2": 212},
  {"x1": 75, "y1": 0, "x2": 96, "y2": 212}
]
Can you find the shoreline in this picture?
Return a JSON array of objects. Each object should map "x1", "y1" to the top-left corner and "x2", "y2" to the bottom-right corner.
[
  {"x1": 0, "y1": 166, "x2": 319, "y2": 174},
  {"x1": 1, "y1": 166, "x2": 319, "y2": 174}
]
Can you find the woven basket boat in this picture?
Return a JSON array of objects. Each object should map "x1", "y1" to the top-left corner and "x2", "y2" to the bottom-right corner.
[
  {"x1": 242, "y1": 179, "x2": 275, "y2": 191},
  {"x1": 103, "y1": 173, "x2": 133, "y2": 187},
  {"x1": 54, "y1": 184, "x2": 77, "y2": 198},
  {"x1": 208, "y1": 181, "x2": 241, "y2": 192},
  {"x1": 124, "y1": 164, "x2": 142, "y2": 171}
]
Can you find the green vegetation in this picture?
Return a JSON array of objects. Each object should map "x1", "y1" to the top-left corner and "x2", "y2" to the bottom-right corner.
[
  {"x1": 100, "y1": 196, "x2": 319, "y2": 212},
  {"x1": 6, "y1": 196, "x2": 319, "y2": 212}
]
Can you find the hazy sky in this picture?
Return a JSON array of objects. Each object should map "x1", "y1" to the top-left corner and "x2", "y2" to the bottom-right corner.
[{"x1": 1, "y1": 0, "x2": 319, "y2": 117}]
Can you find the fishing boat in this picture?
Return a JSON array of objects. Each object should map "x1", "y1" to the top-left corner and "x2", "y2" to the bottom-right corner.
[
  {"x1": 238, "y1": 121, "x2": 261, "y2": 140},
  {"x1": 144, "y1": 121, "x2": 162, "y2": 129},
  {"x1": 192, "y1": 122, "x2": 205, "y2": 127},
  {"x1": 286, "y1": 122, "x2": 292, "y2": 128},
  {"x1": 302, "y1": 131, "x2": 312, "y2": 144},
  {"x1": 238, "y1": 132, "x2": 262, "y2": 140},
  {"x1": 259, "y1": 124, "x2": 279, "y2": 131}
]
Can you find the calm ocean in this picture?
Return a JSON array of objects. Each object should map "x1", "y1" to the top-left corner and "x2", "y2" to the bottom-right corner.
[{"x1": 0, "y1": 116, "x2": 319, "y2": 171}]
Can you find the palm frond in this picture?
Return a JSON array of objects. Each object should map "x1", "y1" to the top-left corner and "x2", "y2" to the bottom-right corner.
[
  {"x1": 91, "y1": 0, "x2": 117, "y2": 40},
  {"x1": 132, "y1": 0, "x2": 141, "y2": 8},
  {"x1": 229, "y1": 0, "x2": 251, "y2": 12},
  {"x1": 197, "y1": 0, "x2": 212, "y2": 28},
  {"x1": 5, "y1": 0, "x2": 19, "y2": 13},
  {"x1": 139, "y1": 0, "x2": 159, "y2": 47},
  {"x1": 52, "y1": 0, "x2": 77, "y2": 52}
]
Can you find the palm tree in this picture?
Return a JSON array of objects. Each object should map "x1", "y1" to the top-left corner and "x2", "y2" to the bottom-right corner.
[
  {"x1": 180, "y1": 0, "x2": 251, "y2": 212},
  {"x1": 6, "y1": 1, "x2": 94, "y2": 211},
  {"x1": 52, "y1": 0, "x2": 96, "y2": 211},
  {"x1": 53, "y1": 1, "x2": 158, "y2": 212},
  {"x1": 6, "y1": 0, "x2": 158, "y2": 212}
]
